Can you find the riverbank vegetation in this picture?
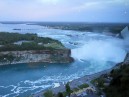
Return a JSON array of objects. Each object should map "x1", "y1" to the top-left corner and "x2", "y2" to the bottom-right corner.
[
  {"x1": 105, "y1": 64, "x2": 129, "y2": 97},
  {"x1": 42, "y1": 83, "x2": 89, "y2": 97},
  {"x1": 0, "y1": 53, "x2": 16, "y2": 62},
  {"x1": 91, "y1": 63, "x2": 129, "y2": 97}
]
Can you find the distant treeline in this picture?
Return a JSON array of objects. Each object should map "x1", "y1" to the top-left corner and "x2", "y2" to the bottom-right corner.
[{"x1": 34, "y1": 23, "x2": 128, "y2": 33}]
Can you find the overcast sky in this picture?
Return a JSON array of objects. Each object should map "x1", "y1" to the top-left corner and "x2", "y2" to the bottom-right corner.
[{"x1": 0, "y1": 0, "x2": 129, "y2": 22}]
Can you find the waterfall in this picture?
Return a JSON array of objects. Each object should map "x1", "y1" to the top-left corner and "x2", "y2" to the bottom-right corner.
[{"x1": 72, "y1": 34, "x2": 126, "y2": 63}]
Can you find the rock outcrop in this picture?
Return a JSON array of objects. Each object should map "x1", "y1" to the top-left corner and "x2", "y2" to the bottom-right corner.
[{"x1": 0, "y1": 49, "x2": 74, "y2": 65}]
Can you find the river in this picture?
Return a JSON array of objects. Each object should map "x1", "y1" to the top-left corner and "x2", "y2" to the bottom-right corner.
[{"x1": 0, "y1": 23, "x2": 127, "y2": 97}]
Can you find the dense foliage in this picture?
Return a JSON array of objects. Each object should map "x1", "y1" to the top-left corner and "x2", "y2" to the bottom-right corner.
[
  {"x1": 0, "y1": 32, "x2": 64, "y2": 51},
  {"x1": 105, "y1": 64, "x2": 129, "y2": 97},
  {"x1": 65, "y1": 83, "x2": 72, "y2": 97},
  {"x1": 40, "y1": 82, "x2": 89, "y2": 97},
  {"x1": 57, "y1": 92, "x2": 64, "y2": 97},
  {"x1": 0, "y1": 32, "x2": 61, "y2": 45},
  {"x1": 78, "y1": 83, "x2": 89, "y2": 89},
  {"x1": 0, "y1": 53, "x2": 16, "y2": 62},
  {"x1": 44, "y1": 90, "x2": 53, "y2": 97}
]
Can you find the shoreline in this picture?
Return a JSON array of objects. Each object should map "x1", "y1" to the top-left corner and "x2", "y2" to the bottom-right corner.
[
  {"x1": 32, "y1": 67, "x2": 113, "y2": 97},
  {"x1": 32, "y1": 53, "x2": 129, "y2": 97}
]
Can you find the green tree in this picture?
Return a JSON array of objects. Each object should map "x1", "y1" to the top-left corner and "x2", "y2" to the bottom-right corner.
[
  {"x1": 105, "y1": 64, "x2": 129, "y2": 97},
  {"x1": 65, "y1": 83, "x2": 71, "y2": 97},
  {"x1": 44, "y1": 90, "x2": 53, "y2": 97},
  {"x1": 57, "y1": 92, "x2": 64, "y2": 97}
]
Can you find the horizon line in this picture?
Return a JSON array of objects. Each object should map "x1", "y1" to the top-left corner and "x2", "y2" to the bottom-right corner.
[{"x1": 0, "y1": 21, "x2": 129, "y2": 24}]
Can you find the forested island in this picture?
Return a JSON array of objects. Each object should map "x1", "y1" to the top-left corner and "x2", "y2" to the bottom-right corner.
[
  {"x1": 0, "y1": 32, "x2": 65, "y2": 51},
  {"x1": 0, "y1": 32, "x2": 73, "y2": 65}
]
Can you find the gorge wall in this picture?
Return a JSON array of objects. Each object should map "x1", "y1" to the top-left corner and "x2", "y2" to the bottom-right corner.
[{"x1": 0, "y1": 49, "x2": 73, "y2": 65}]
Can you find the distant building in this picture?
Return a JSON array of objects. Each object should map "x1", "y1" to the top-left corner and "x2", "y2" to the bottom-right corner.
[
  {"x1": 121, "y1": 26, "x2": 129, "y2": 40},
  {"x1": 14, "y1": 40, "x2": 32, "y2": 45}
]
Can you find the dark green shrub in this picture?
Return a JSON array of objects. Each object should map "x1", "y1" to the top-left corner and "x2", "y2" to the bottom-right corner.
[
  {"x1": 65, "y1": 83, "x2": 71, "y2": 97},
  {"x1": 57, "y1": 92, "x2": 64, "y2": 97},
  {"x1": 44, "y1": 90, "x2": 53, "y2": 97},
  {"x1": 78, "y1": 83, "x2": 89, "y2": 89}
]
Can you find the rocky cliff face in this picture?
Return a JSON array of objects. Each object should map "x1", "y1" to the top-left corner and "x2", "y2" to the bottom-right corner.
[{"x1": 0, "y1": 49, "x2": 74, "y2": 65}]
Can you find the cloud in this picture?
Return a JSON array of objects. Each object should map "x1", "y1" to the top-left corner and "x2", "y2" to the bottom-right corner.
[
  {"x1": 38, "y1": 0, "x2": 60, "y2": 4},
  {"x1": 73, "y1": 0, "x2": 129, "y2": 11},
  {"x1": 0, "y1": 0, "x2": 128, "y2": 22}
]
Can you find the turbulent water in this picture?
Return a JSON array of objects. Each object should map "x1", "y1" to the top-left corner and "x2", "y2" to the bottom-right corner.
[{"x1": 0, "y1": 23, "x2": 127, "y2": 97}]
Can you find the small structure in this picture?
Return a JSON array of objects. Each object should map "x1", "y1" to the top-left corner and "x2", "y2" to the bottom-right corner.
[
  {"x1": 14, "y1": 40, "x2": 32, "y2": 45},
  {"x1": 0, "y1": 45, "x2": 3, "y2": 47},
  {"x1": 121, "y1": 26, "x2": 129, "y2": 40},
  {"x1": 121, "y1": 26, "x2": 129, "y2": 52},
  {"x1": 38, "y1": 42, "x2": 43, "y2": 45}
]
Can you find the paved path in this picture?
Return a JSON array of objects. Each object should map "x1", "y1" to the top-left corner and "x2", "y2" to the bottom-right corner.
[{"x1": 32, "y1": 68, "x2": 112, "y2": 97}]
